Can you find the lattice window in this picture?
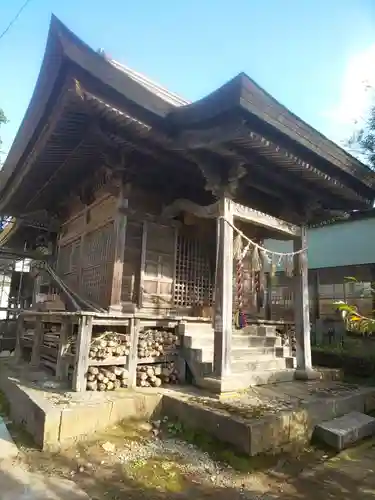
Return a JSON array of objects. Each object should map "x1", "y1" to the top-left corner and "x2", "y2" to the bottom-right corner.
[
  {"x1": 174, "y1": 234, "x2": 213, "y2": 307},
  {"x1": 80, "y1": 222, "x2": 114, "y2": 307}
]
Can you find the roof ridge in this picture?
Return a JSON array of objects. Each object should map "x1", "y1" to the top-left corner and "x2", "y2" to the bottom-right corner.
[{"x1": 109, "y1": 59, "x2": 190, "y2": 107}]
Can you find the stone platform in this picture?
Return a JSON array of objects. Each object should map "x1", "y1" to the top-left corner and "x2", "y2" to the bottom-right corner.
[
  {"x1": 1, "y1": 360, "x2": 375, "y2": 456},
  {"x1": 161, "y1": 380, "x2": 375, "y2": 455},
  {"x1": 0, "y1": 361, "x2": 162, "y2": 450}
]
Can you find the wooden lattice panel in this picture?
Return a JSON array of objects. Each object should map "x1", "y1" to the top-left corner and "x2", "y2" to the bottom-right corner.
[
  {"x1": 80, "y1": 222, "x2": 115, "y2": 307},
  {"x1": 174, "y1": 234, "x2": 213, "y2": 307},
  {"x1": 142, "y1": 223, "x2": 176, "y2": 309}
]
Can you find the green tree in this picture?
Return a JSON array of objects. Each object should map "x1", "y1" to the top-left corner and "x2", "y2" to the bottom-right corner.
[{"x1": 346, "y1": 87, "x2": 375, "y2": 169}]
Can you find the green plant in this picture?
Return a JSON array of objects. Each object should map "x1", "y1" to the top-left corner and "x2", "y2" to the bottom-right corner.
[{"x1": 334, "y1": 277, "x2": 375, "y2": 335}]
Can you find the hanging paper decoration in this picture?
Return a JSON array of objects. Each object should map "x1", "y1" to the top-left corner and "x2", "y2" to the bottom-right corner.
[{"x1": 217, "y1": 217, "x2": 307, "y2": 327}]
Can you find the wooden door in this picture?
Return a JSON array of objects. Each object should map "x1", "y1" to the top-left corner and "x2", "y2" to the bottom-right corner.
[{"x1": 141, "y1": 222, "x2": 176, "y2": 311}]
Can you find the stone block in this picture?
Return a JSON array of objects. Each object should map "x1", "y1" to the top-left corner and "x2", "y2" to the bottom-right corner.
[
  {"x1": 301, "y1": 398, "x2": 336, "y2": 428},
  {"x1": 59, "y1": 401, "x2": 112, "y2": 442},
  {"x1": 249, "y1": 412, "x2": 290, "y2": 456},
  {"x1": 314, "y1": 411, "x2": 375, "y2": 451},
  {"x1": 109, "y1": 395, "x2": 138, "y2": 424},
  {"x1": 289, "y1": 408, "x2": 310, "y2": 443},
  {"x1": 0, "y1": 417, "x2": 18, "y2": 459}
]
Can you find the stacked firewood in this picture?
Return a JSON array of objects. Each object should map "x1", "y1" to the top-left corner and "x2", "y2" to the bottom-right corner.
[
  {"x1": 137, "y1": 328, "x2": 180, "y2": 359},
  {"x1": 136, "y1": 361, "x2": 179, "y2": 387},
  {"x1": 86, "y1": 365, "x2": 128, "y2": 391},
  {"x1": 89, "y1": 332, "x2": 131, "y2": 361}
]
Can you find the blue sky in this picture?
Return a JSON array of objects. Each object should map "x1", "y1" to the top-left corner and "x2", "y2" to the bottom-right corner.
[{"x1": 0, "y1": 0, "x2": 374, "y2": 161}]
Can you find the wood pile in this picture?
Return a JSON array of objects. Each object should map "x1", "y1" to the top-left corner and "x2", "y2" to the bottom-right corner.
[
  {"x1": 136, "y1": 361, "x2": 179, "y2": 387},
  {"x1": 137, "y1": 328, "x2": 180, "y2": 359},
  {"x1": 86, "y1": 365, "x2": 128, "y2": 391},
  {"x1": 89, "y1": 332, "x2": 131, "y2": 361}
]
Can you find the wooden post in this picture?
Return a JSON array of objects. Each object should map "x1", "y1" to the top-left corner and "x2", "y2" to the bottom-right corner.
[
  {"x1": 31, "y1": 318, "x2": 43, "y2": 367},
  {"x1": 265, "y1": 272, "x2": 272, "y2": 320},
  {"x1": 138, "y1": 222, "x2": 147, "y2": 308},
  {"x1": 213, "y1": 197, "x2": 233, "y2": 378},
  {"x1": 72, "y1": 315, "x2": 93, "y2": 392},
  {"x1": 128, "y1": 317, "x2": 140, "y2": 388},
  {"x1": 310, "y1": 269, "x2": 321, "y2": 344},
  {"x1": 14, "y1": 314, "x2": 24, "y2": 362},
  {"x1": 109, "y1": 185, "x2": 129, "y2": 311},
  {"x1": 293, "y1": 226, "x2": 318, "y2": 380},
  {"x1": 56, "y1": 318, "x2": 70, "y2": 380}
]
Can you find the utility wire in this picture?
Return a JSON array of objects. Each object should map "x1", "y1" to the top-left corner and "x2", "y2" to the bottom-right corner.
[{"x1": 0, "y1": 0, "x2": 32, "y2": 42}]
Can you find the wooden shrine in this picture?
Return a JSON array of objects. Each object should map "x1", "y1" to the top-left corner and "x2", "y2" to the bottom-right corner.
[{"x1": 1, "y1": 16, "x2": 375, "y2": 392}]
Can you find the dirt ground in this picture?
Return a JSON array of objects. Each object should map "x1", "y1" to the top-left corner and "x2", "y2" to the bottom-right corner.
[{"x1": 5, "y1": 414, "x2": 375, "y2": 500}]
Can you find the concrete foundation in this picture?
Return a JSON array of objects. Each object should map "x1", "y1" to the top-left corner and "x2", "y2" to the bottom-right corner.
[
  {"x1": 1, "y1": 360, "x2": 375, "y2": 456},
  {"x1": 0, "y1": 362, "x2": 162, "y2": 450}
]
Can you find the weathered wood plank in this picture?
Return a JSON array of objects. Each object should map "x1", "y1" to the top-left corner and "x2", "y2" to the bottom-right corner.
[
  {"x1": 72, "y1": 315, "x2": 93, "y2": 392},
  {"x1": 109, "y1": 187, "x2": 129, "y2": 309},
  {"x1": 231, "y1": 201, "x2": 301, "y2": 237},
  {"x1": 56, "y1": 319, "x2": 70, "y2": 380},
  {"x1": 139, "y1": 222, "x2": 147, "y2": 308},
  {"x1": 30, "y1": 319, "x2": 43, "y2": 367},
  {"x1": 14, "y1": 316, "x2": 24, "y2": 362},
  {"x1": 161, "y1": 199, "x2": 219, "y2": 219},
  {"x1": 128, "y1": 317, "x2": 140, "y2": 388},
  {"x1": 213, "y1": 197, "x2": 233, "y2": 377}
]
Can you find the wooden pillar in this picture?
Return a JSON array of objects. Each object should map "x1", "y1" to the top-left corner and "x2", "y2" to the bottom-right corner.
[
  {"x1": 128, "y1": 317, "x2": 140, "y2": 388},
  {"x1": 109, "y1": 185, "x2": 129, "y2": 311},
  {"x1": 293, "y1": 226, "x2": 318, "y2": 379},
  {"x1": 31, "y1": 318, "x2": 43, "y2": 367},
  {"x1": 56, "y1": 319, "x2": 70, "y2": 380},
  {"x1": 213, "y1": 197, "x2": 233, "y2": 378},
  {"x1": 14, "y1": 314, "x2": 24, "y2": 362},
  {"x1": 265, "y1": 272, "x2": 272, "y2": 320},
  {"x1": 72, "y1": 315, "x2": 93, "y2": 392}
]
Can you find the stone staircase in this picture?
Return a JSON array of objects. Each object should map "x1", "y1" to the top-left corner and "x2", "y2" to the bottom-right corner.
[{"x1": 179, "y1": 322, "x2": 296, "y2": 390}]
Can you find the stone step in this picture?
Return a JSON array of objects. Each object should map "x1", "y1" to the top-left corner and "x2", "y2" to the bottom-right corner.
[
  {"x1": 231, "y1": 356, "x2": 295, "y2": 373},
  {"x1": 189, "y1": 346, "x2": 284, "y2": 362},
  {"x1": 178, "y1": 322, "x2": 213, "y2": 336},
  {"x1": 197, "y1": 368, "x2": 296, "y2": 392},
  {"x1": 314, "y1": 412, "x2": 375, "y2": 451},
  {"x1": 235, "y1": 325, "x2": 277, "y2": 336},
  {"x1": 232, "y1": 335, "x2": 282, "y2": 348},
  {"x1": 184, "y1": 334, "x2": 282, "y2": 349}
]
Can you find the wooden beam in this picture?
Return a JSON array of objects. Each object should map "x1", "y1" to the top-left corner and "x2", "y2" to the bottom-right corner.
[
  {"x1": 231, "y1": 201, "x2": 301, "y2": 237},
  {"x1": 161, "y1": 199, "x2": 219, "y2": 220},
  {"x1": 177, "y1": 124, "x2": 368, "y2": 205},
  {"x1": 213, "y1": 197, "x2": 233, "y2": 377}
]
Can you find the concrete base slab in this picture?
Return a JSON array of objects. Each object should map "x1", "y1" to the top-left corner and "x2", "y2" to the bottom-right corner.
[
  {"x1": 314, "y1": 411, "x2": 375, "y2": 451},
  {"x1": 162, "y1": 381, "x2": 375, "y2": 456},
  {"x1": 0, "y1": 462, "x2": 90, "y2": 499},
  {"x1": 0, "y1": 417, "x2": 18, "y2": 460},
  {"x1": 0, "y1": 361, "x2": 162, "y2": 450}
]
